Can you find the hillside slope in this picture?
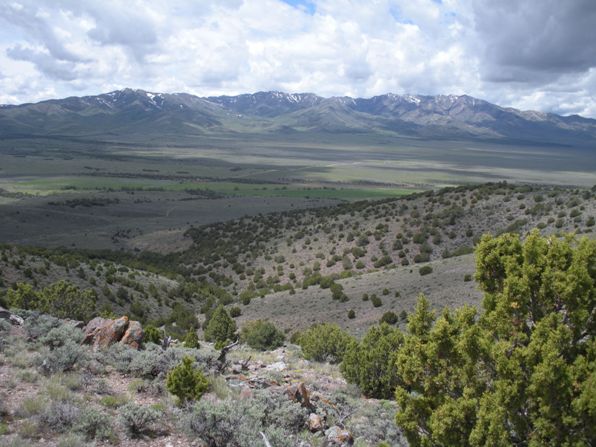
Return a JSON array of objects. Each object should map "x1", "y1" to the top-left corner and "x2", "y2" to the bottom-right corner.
[
  {"x1": 182, "y1": 183, "x2": 595, "y2": 294},
  {"x1": 1, "y1": 183, "x2": 594, "y2": 337}
]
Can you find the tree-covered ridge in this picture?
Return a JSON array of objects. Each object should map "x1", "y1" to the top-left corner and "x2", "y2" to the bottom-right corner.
[{"x1": 182, "y1": 183, "x2": 594, "y2": 296}]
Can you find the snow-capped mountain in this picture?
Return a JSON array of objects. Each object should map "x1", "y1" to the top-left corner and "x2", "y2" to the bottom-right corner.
[{"x1": 0, "y1": 89, "x2": 594, "y2": 145}]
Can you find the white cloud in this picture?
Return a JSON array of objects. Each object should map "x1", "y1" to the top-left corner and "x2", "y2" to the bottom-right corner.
[{"x1": 0, "y1": 0, "x2": 594, "y2": 117}]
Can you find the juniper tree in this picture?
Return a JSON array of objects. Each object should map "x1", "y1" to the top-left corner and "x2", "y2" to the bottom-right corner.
[
  {"x1": 143, "y1": 325, "x2": 163, "y2": 345},
  {"x1": 341, "y1": 322, "x2": 403, "y2": 399},
  {"x1": 166, "y1": 356, "x2": 209, "y2": 404},
  {"x1": 394, "y1": 231, "x2": 596, "y2": 446},
  {"x1": 203, "y1": 305, "x2": 236, "y2": 344},
  {"x1": 240, "y1": 320, "x2": 285, "y2": 351},
  {"x1": 183, "y1": 329, "x2": 200, "y2": 349},
  {"x1": 298, "y1": 323, "x2": 354, "y2": 363}
]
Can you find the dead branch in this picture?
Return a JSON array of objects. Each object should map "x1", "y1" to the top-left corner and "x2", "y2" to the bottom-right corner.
[
  {"x1": 216, "y1": 340, "x2": 239, "y2": 372},
  {"x1": 241, "y1": 355, "x2": 252, "y2": 370}
]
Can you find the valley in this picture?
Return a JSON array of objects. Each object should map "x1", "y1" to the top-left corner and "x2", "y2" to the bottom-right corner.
[
  {"x1": 1, "y1": 90, "x2": 594, "y2": 447},
  {"x1": 2, "y1": 0, "x2": 595, "y2": 443}
]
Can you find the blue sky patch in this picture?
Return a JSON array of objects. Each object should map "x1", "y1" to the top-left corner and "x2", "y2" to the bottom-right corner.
[{"x1": 280, "y1": 0, "x2": 316, "y2": 15}]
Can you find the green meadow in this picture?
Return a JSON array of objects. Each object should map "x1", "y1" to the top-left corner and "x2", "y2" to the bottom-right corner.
[{"x1": 2, "y1": 175, "x2": 416, "y2": 200}]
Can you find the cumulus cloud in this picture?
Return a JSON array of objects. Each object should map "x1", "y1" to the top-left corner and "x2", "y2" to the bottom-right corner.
[{"x1": 0, "y1": 0, "x2": 594, "y2": 117}]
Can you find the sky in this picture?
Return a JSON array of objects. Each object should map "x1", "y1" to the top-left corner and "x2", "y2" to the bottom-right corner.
[{"x1": 0, "y1": 0, "x2": 595, "y2": 117}]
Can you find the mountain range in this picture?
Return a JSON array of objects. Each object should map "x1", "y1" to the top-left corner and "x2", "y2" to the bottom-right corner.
[{"x1": 1, "y1": 89, "x2": 595, "y2": 146}]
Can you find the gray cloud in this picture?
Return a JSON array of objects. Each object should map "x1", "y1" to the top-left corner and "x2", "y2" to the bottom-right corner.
[
  {"x1": 87, "y1": 14, "x2": 156, "y2": 49},
  {"x1": 6, "y1": 45, "x2": 78, "y2": 81},
  {"x1": 473, "y1": 0, "x2": 596, "y2": 83},
  {"x1": 71, "y1": 2, "x2": 159, "y2": 61}
]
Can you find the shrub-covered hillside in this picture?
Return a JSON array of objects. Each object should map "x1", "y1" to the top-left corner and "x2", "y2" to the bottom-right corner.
[
  {"x1": 0, "y1": 246, "x2": 233, "y2": 333},
  {"x1": 0, "y1": 311, "x2": 405, "y2": 446},
  {"x1": 181, "y1": 183, "x2": 595, "y2": 297},
  {"x1": 1, "y1": 183, "x2": 594, "y2": 338},
  {"x1": 1, "y1": 230, "x2": 593, "y2": 446}
]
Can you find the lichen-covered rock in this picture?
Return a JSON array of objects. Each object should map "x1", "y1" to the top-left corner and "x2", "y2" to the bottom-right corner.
[
  {"x1": 325, "y1": 426, "x2": 353, "y2": 445},
  {"x1": 308, "y1": 413, "x2": 324, "y2": 432},
  {"x1": 120, "y1": 320, "x2": 143, "y2": 349},
  {"x1": 96, "y1": 316, "x2": 128, "y2": 349}
]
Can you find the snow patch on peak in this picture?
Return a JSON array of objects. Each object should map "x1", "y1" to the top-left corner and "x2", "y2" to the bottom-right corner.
[
  {"x1": 105, "y1": 91, "x2": 119, "y2": 101},
  {"x1": 94, "y1": 98, "x2": 113, "y2": 108},
  {"x1": 265, "y1": 91, "x2": 315, "y2": 104},
  {"x1": 145, "y1": 92, "x2": 164, "y2": 108},
  {"x1": 404, "y1": 94, "x2": 421, "y2": 105}
]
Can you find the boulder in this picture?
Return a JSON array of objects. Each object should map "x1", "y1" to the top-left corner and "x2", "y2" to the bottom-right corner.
[
  {"x1": 82, "y1": 316, "x2": 143, "y2": 350},
  {"x1": 121, "y1": 320, "x2": 143, "y2": 349},
  {"x1": 325, "y1": 426, "x2": 353, "y2": 445},
  {"x1": 0, "y1": 307, "x2": 24, "y2": 326},
  {"x1": 308, "y1": 413, "x2": 324, "y2": 432},
  {"x1": 287, "y1": 382, "x2": 312, "y2": 409}
]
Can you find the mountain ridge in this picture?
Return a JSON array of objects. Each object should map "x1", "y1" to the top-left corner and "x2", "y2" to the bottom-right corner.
[{"x1": 1, "y1": 89, "x2": 595, "y2": 146}]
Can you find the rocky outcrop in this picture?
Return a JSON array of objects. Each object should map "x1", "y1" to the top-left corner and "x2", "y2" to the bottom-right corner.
[
  {"x1": 82, "y1": 316, "x2": 143, "y2": 350},
  {"x1": 0, "y1": 307, "x2": 24, "y2": 325}
]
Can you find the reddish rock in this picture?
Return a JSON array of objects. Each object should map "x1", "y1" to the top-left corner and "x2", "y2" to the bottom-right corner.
[
  {"x1": 82, "y1": 317, "x2": 109, "y2": 345},
  {"x1": 83, "y1": 316, "x2": 136, "y2": 350},
  {"x1": 96, "y1": 316, "x2": 129, "y2": 349},
  {"x1": 121, "y1": 320, "x2": 143, "y2": 349}
]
